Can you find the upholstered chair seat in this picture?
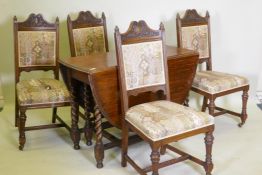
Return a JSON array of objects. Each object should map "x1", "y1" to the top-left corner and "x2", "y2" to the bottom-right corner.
[
  {"x1": 16, "y1": 78, "x2": 70, "y2": 106},
  {"x1": 193, "y1": 71, "x2": 249, "y2": 94},
  {"x1": 126, "y1": 100, "x2": 214, "y2": 141}
]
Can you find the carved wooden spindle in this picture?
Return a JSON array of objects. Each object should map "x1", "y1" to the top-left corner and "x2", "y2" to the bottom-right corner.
[
  {"x1": 83, "y1": 84, "x2": 93, "y2": 146},
  {"x1": 208, "y1": 97, "x2": 216, "y2": 116},
  {"x1": 150, "y1": 145, "x2": 160, "y2": 175},
  {"x1": 15, "y1": 99, "x2": 19, "y2": 127},
  {"x1": 70, "y1": 81, "x2": 81, "y2": 150},
  {"x1": 121, "y1": 120, "x2": 129, "y2": 167},
  {"x1": 204, "y1": 130, "x2": 214, "y2": 175},
  {"x1": 94, "y1": 104, "x2": 104, "y2": 168},
  {"x1": 202, "y1": 97, "x2": 208, "y2": 112},
  {"x1": 239, "y1": 89, "x2": 249, "y2": 127},
  {"x1": 51, "y1": 107, "x2": 57, "y2": 123},
  {"x1": 19, "y1": 109, "x2": 26, "y2": 150}
]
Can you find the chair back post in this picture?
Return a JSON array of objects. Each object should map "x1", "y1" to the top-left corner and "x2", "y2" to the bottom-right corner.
[
  {"x1": 101, "y1": 12, "x2": 109, "y2": 52},
  {"x1": 67, "y1": 14, "x2": 74, "y2": 56},
  {"x1": 176, "y1": 9, "x2": 212, "y2": 70},
  {"x1": 13, "y1": 16, "x2": 20, "y2": 84},
  {"x1": 67, "y1": 11, "x2": 109, "y2": 57},
  {"x1": 54, "y1": 17, "x2": 59, "y2": 80},
  {"x1": 114, "y1": 20, "x2": 169, "y2": 115},
  {"x1": 13, "y1": 13, "x2": 60, "y2": 82}
]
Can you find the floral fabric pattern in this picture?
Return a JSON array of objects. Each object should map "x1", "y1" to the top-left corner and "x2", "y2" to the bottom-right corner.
[
  {"x1": 73, "y1": 26, "x2": 106, "y2": 56},
  {"x1": 193, "y1": 71, "x2": 249, "y2": 94},
  {"x1": 18, "y1": 31, "x2": 56, "y2": 67},
  {"x1": 17, "y1": 78, "x2": 70, "y2": 106},
  {"x1": 122, "y1": 41, "x2": 165, "y2": 90},
  {"x1": 126, "y1": 100, "x2": 214, "y2": 141},
  {"x1": 181, "y1": 25, "x2": 209, "y2": 59}
]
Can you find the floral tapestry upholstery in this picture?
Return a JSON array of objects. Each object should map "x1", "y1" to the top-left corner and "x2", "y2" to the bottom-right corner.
[
  {"x1": 73, "y1": 26, "x2": 106, "y2": 56},
  {"x1": 18, "y1": 31, "x2": 56, "y2": 67},
  {"x1": 121, "y1": 40, "x2": 165, "y2": 90},
  {"x1": 0, "y1": 76, "x2": 4, "y2": 110},
  {"x1": 126, "y1": 100, "x2": 214, "y2": 141},
  {"x1": 181, "y1": 25, "x2": 209, "y2": 59},
  {"x1": 193, "y1": 71, "x2": 249, "y2": 94},
  {"x1": 16, "y1": 78, "x2": 70, "y2": 106}
]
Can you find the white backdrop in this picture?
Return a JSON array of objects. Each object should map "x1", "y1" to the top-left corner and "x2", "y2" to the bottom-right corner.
[{"x1": 0, "y1": 0, "x2": 262, "y2": 104}]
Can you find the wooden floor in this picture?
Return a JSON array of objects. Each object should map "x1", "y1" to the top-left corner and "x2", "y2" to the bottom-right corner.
[{"x1": 0, "y1": 95, "x2": 261, "y2": 175}]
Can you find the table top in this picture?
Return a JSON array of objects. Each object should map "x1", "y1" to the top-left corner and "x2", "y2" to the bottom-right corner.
[{"x1": 59, "y1": 45, "x2": 198, "y2": 74}]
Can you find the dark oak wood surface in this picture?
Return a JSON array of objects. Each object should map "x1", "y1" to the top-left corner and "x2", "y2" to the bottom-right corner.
[{"x1": 59, "y1": 45, "x2": 199, "y2": 129}]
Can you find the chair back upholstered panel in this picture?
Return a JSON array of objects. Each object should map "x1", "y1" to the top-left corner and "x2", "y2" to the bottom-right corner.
[
  {"x1": 121, "y1": 40, "x2": 165, "y2": 90},
  {"x1": 177, "y1": 9, "x2": 212, "y2": 70},
  {"x1": 67, "y1": 11, "x2": 109, "y2": 57},
  {"x1": 14, "y1": 14, "x2": 59, "y2": 80},
  {"x1": 72, "y1": 26, "x2": 106, "y2": 56},
  {"x1": 181, "y1": 25, "x2": 209, "y2": 59},
  {"x1": 115, "y1": 20, "x2": 169, "y2": 113},
  {"x1": 18, "y1": 31, "x2": 56, "y2": 67}
]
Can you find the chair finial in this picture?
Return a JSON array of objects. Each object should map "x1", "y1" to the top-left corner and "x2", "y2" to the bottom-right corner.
[
  {"x1": 115, "y1": 26, "x2": 120, "y2": 33},
  {"x1": 55, "y1": 17, "x2": 59, "y2": 24},
  {"x1": 206, "y1": 11, "x2": 210, "y2": 18},
  {"x1": 13, "y1": 16, "x2": 17, "y2": 22},
  {"x1": 159, "y1": 22, "x2": 165, "y2": 31}
]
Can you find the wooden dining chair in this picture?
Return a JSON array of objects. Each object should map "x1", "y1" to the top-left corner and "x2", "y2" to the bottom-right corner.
[
  {"x1": 176, "y1": 9, "x2": 249, "y2": 127},
  {"x1": 67, "y1": 11, "x2": 115, "y2": 148},
  {"x1": 14, "y1": 14, "x2": 71, "y2": 150},
  {"x1": 115, "y1": 20, "x2": 215, "y2": 175}
]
